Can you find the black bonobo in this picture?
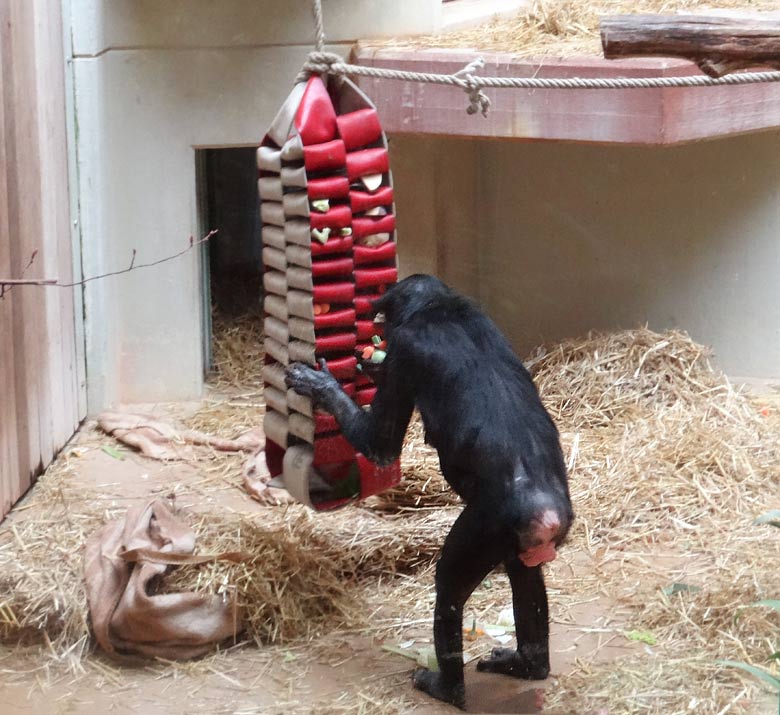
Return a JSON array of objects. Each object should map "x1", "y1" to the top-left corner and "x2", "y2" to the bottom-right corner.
[{"x1": 285, "y1": 274, "x2": 573, "y2": 709}]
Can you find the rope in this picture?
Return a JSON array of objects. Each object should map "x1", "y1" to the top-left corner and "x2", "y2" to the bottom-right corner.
[
  {"x1": 299, "y1": 0, "x2": 780, "y2": 116},
  {"x1": 311, "y1": 0, "x2": 325, "y2": 53}
]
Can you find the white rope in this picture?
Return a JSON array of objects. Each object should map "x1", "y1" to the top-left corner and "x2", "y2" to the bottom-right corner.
[
  {"x1": 299, "y1": 52, "x2": 780, "y2": 116},
  {"x1": 311, "y1": 0, "x2": 325, "y2": 53},
  {"x1": 300, "y1": 0, "x2": 780, "y2": 116}
]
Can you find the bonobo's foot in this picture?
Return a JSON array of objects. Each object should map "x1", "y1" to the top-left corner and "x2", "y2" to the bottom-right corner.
[
  {"x1": 412, "y1": 669, "x2": 466, "y2": 710},
  {"x1": 476, "y1": 646, "x2": 550, "y2": 680},
  {"x1": 284, "y1": 360, "x2": 335, "y2": 401}
]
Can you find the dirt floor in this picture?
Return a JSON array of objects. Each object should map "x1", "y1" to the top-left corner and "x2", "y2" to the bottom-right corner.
[
  {"x1": 0, "y1": 405, "x2": 638, "y2": 715},
  {"x1": 1, "y1": 349, "x2": 778, "y2": 715}
]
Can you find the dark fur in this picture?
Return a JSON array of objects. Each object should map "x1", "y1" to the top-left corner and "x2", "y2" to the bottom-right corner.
[{"x1": 285, "y1": 275, "x2": 573, "y2": 709}]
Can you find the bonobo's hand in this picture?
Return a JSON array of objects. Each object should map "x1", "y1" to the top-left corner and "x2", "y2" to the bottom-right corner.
[
  {"x1": 284, "y1": 360, "x2": 337, "y2": 403},
  {"x1": 412, "y1": 670, "x2": 466, "y2": 710},
  {"x1": 476, "y1": 645, "x2": 550, "y2": 680}
]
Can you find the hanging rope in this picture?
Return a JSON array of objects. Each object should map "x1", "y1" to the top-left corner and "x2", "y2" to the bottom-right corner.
[{"x1": 299, "y1": 0, "x2": 780, "y2": 116}]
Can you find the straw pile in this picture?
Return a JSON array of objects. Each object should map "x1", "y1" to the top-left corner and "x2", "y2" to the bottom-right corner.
[
  {"x1": 0, "y1": 326, "x2": 778, "y2": 714},
  {"x1": 374, "y1": 0, "x2": 780, "y2": 56}
]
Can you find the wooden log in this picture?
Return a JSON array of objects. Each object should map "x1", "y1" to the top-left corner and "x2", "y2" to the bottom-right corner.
[{"x1": 601, "y1": 14, "x2": 780, "y2": 78}]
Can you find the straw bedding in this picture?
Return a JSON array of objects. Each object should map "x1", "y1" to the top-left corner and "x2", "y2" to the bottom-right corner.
[
  {"x1": 372, "y1": 0, "x2": 780, "y2": 57},
  {"x1": 0, "y1": 325, "x2": 778, "y2": 714}
]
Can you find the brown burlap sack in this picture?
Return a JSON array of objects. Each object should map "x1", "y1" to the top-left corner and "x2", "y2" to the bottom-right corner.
[{"x1": 84, "y1": 499, "x2": 245, "y2": 660}]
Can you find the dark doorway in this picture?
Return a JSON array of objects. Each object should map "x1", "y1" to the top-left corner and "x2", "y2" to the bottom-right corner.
[{"x1": 198, "y1": 147, "x2": 264, "y2": 372}]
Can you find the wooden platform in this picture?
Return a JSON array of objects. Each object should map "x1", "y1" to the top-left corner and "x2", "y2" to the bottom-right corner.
[{"x1": 353, "y1": 47, "x2": 780, "y2": 145}]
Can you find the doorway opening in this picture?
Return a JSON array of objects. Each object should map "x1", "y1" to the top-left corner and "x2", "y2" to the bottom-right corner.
[{"x1": 197, "y1": 147, "x2": 264, "y2": 382}]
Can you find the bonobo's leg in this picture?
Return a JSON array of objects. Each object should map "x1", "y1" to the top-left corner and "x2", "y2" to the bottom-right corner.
[
  {"x1": 476, "y1": 558, "x2": 550, "y2": 680},
  {"x1": 413, "y1": 506, "x2": 503, "y2": 709}
]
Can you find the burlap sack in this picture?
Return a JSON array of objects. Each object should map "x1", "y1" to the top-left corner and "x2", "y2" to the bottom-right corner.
[{"x1": 84, "y1": 499, "x2": 245, "y2": 660}]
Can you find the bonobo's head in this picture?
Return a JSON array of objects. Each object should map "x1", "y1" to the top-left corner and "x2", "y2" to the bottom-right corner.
[
  {"x1": 372, "y1": 274, "x2": 452, "y2": 332},
  {"x1": 512, "y1": 476, "x2": 574, "y2": 568}
]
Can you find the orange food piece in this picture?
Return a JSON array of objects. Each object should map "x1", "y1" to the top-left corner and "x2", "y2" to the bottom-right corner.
[{"x1": 362, "y1": 346, "x2": 375, "y2": 360}]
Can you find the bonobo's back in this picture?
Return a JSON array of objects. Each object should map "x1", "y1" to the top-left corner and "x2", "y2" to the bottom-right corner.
[{"x1": 374, "y1": 275, "x2": 566, "y2": 491}]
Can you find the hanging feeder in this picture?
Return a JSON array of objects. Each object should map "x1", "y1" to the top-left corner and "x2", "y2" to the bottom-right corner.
[{"x1": 257, "y1": 74, "x2": 401, "y2": 510}]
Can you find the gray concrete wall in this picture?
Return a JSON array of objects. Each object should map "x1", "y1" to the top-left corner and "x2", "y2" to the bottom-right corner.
[
  {"x1": 391, "y1": 131, "x2": 780, "y2": 378},
  {"x1": 69, "y1": 0, "x2": 441, "y2": 410}
]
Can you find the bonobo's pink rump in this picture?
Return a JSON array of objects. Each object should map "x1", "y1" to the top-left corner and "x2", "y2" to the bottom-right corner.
[{"x1": 519, "y1": 509, "x2": 562, "y2": 567}]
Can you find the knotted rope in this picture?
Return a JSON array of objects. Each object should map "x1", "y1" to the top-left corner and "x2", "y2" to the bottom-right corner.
[{"x1": 297, "y1": 0, "x2": 780, "y2": 116}]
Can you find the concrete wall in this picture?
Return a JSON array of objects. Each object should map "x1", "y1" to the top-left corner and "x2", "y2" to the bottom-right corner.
[
  {"x1": 70, "y1": 1, "x2": 780, "y2": 409},
  {"x1": 391, "y1": 131, "x2": 780, "y2": 378},
  {"x1": 68, "y1": 0, "x2": 441, "y2": 411}
]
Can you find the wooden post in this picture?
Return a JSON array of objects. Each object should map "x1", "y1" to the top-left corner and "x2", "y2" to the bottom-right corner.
[{"x1": 601, "y1": 14, "x2": 780, "y2": 77}]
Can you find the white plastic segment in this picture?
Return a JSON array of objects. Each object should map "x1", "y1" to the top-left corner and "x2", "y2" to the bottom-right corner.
[
  {"x1": 284, "y1": 219, "x2": 312, "y2": 247},
  {"x1": 264, "y1": 294, "x2": 289, "y2": 322},
  {"x1": 258, "y1": 177, "x2": 283, "y2": 202},
  {"x1": 289, "y1": 340, "x2": 316, "y2": 366},
  {"x1": 282, "y1": 444, "x2": 315, "y2": 507},
  {"x1": 264, "y1": 316, "x2": 289, "y2": 345},
  {"x1": 264, "y1": 337, "x2": 290, "y2": 366},
  {"x1": 265, "y1": 82, "x2": 305, "y2": 147},
  {"x1": 262, "y1": 270, "x2": 287, "y2": 297},
  {"x1": 257, "y1": 146, "x2": 282, "y2": 172},
  {"x1": 287, "y1": 389, "x2": 313, "y2": 417},
  {"x1": 262, "y1": 246, "x2": 287, "y2": 272},
  {"x1": 287, "y1": 265, "x2": 314, "y2": 292},
  {"x1": 282, "y1": 191, "x2": 310, "y2": 217},
  {"x1": 263, "y1": 409, "x2": 289, "y2": 448},
  {"x1": 261, "y1": 225, "x2": 286, "y2": 251},
  {"x1": 287, "y1": 290, "x2": 315, "y2": 321},
  {"x1": 289, "y1": 412, "x2": 316, "y2": 444},
  {"x1": 285, "y1": 244, "x2": 312, "y2": 269},
  {"x1": 260, "y1": 201, "x2": 285, "y2": 227},
  {"x1": 262, "y1": 363, "x2": 288, "y2": 392},
  {"x1": 288, "y1": 316, "x2": 316, "y2": 343},
  {"x1": 264, "y1": 386, "x2": 289, "y2": 415},
  {"x1": 281, "y1": 165, "x2": 308, "y2": 188}
]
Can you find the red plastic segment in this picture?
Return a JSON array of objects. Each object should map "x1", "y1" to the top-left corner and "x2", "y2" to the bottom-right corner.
[
  {"x1": 313, "y1": 282, "x2": 355, "y2": 304},
  {"x1": 308, "y1": 176, "x2": 350, "y2": 200},
  {"x1": 295, "y1": 77, "x2": 338, "y2": 145},
  {"x1": 356, "y1": 373, "x2": 373, "y2": 388},
  {"x1": 354, "y1": 292, "x2": 383, "y2": 315},
  {"x1": 357, "y1": 454, "x2": 402, "y2": 499},
  {"x1": 336, "y1": 108, "x2": 383, "y2": 151},
  {"x1": 322, "y1": 355, "x2": 357, "y2": 379},
  {"x1": 315, "y1": 413, "x2": 340, "y2": 434},
  {"x1": 264, "y1": 439, "x2": 285, "y2": 477},
  {"x1": 314, "y1": 307, "x2": 356, "y2": 330},
  {"x1": 311, "y1": 256, "x2": 354, "y2": 279},
  {"x1": 354, "y1": 267, "x2": 398, "y2": 289},
  {"x1": 356, "y1": 387, "x2": 378, "y2": 406},
  {"x1": 353, "y1": 242, "x2": 396, "y2": 266},
  {"x1": 311, "y1": 236, "x2": 353, "y2": 257},
  {"x1": 350, "y1": 186, "x2": 394, "y2": 213},
  {"x1": 340, "y1": 380, "x2": 357, "y2": 397},
  {"x1": 352, "y1": 214, "x2": 396, "y2": 240},
  {"x1": 310, "y1": 204, "x2": 352, "y2": 230},
  {"x1": 313, "y1": 434, "x2": 355, "y2": 466},
  {"x1": 304, "y1": 140, "x2": 347, "y2": 173},
  {"x1": 316, "y1": 332, "x2": 357, "y2": 354},
  {"x1": 346, "y1": 148, "x2": 389, "y2": 181},
  {"x1": 356, "y1": 320, "x2": 383, "y2": 341}
]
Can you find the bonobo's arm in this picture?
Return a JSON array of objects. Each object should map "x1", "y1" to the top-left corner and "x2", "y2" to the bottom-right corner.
[{"x1": 285, "y1": 350, "x2": 414, "y2": 465}]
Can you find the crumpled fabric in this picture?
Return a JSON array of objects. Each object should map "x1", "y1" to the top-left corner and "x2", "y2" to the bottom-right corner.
[
  {"x1": 97, "y1": 411, "x2": 263, "y2": 461},
  {"x1": 83, "y1": 499, "x2": 245, "y2": 660}
]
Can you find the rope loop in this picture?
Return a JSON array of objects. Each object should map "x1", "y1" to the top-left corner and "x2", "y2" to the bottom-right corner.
[
  {"x1": 453, "y1": 57, "x2": 491, "y2": 117},
  {"x1": 295, "y1": 51, "x2": 344, "y2": 84}
]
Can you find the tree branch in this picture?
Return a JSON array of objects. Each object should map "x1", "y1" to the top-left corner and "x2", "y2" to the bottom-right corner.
[{"x1": 0, "y1": 230, "x2": 217, "y2": 299}]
